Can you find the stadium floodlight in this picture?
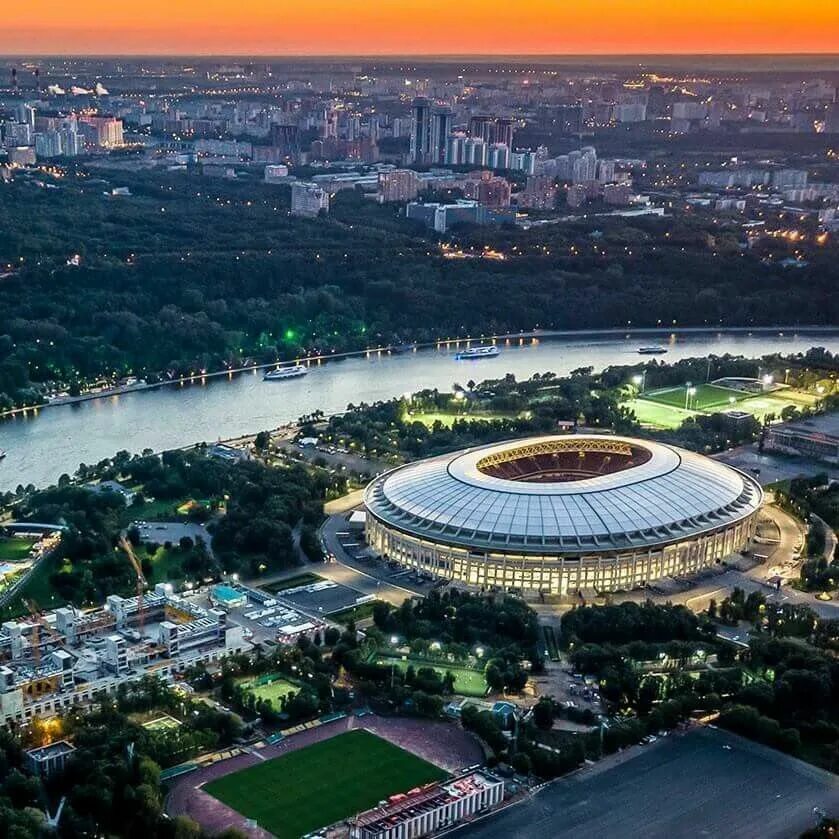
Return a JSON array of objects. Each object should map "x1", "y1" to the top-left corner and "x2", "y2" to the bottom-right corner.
[
  {"x1": 390, "y1": 635, "x2": 399, "y2": 646},
  {"x1": 762, "y1": 374, "x2": 773, "y2": 385}
]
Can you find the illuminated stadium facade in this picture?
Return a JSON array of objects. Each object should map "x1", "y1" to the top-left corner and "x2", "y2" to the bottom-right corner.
[{"x1": 364, "y1": 435, "x2": 763, "y2": 595}]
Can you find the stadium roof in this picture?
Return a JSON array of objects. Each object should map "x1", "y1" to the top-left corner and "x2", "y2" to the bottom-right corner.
[{"x1": 364, "y1": 435, "x2": 763, "y2": 554}]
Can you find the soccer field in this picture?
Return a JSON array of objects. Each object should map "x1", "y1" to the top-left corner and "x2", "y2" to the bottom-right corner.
[
  {"x1": 375, "y1": 655, "x2": 489, "y2": 697},
  {"x1": 0, "y1": 538, "x2": 35, "y2": 562},
  {"x1": 204, "y1": 729, "x2": 447, "y2": 838},
  {"x1": 641, "y1": 383, "x2": 748, "y2": 411},
  {"x1": 621, "y1": 398, "x2": 695, "y2": 430}
]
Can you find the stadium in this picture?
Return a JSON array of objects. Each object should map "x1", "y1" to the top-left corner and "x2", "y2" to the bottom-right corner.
[{"x1": 364, "y1": 435, "x2": 763, "y2": 595}]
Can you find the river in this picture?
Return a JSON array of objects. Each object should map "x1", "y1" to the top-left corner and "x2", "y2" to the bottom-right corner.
[{"x1": 1, "y1": 328, "x2": 837, "y2": 492}]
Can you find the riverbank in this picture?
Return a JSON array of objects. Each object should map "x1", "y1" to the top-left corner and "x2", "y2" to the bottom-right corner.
[
  {"x1": 1, "y1": 328, "x2": 835, "y2": 493},
  {"x1": 1, "y1": 325, "x2": 834, "y2": 421}
]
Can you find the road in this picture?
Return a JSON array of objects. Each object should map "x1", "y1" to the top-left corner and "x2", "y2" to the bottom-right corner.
[{"x1": 317, "y1": 512, "x2": 435, "y2": 606}]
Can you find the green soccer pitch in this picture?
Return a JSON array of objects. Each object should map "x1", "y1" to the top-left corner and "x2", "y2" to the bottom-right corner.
[
  {"x1": 640, "y1": 383, "x2": 749, "y2": 411},
  {"x1": 203, "y1": 729, "x2": 447, "y2": 838}
]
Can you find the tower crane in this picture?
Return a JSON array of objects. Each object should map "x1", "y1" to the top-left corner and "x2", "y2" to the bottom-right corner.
[{"x1": 119, "y1": 535, "x2": 147, "y2": 634}]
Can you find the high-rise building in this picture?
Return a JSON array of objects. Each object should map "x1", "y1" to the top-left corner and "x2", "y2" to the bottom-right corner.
[
  {"x1": 487, "y1": 143, "x2": 511, "y2": 170},
  {"x1": 79, "y1": 116, "x2": 124, "y2": 148},
  {"x1": 61, "y1": 129, "x2": 83, "y2": 157},
  {"x1": 571, "y1": 147, "x2": 597, "y2": 184},
  {"x1": 7, "y1": 146, "x2": 36, "y2": 167},
  {"x1": 290, "y1": 182, "x2": 330, "y2": 217},
  {"x1": 16, "y1": 103, "x2": 35, "y2": 128},
  {"x1": 518, "y1": 175, "x2": 557, "y2": 210},
  {"x1": 464, "y1": 171, "x2": 512, "y2": 208},
  {"x1": 430, "y1": 106, "x2": 453, "y2": 165},
  {"x1": 510, "y1": 150, "x2": 537, "y2": 175},
  {"x1": 493, "y1": 118, "x2": 514, "y2": 149},
  {"x1": 409, "y1": 97, "x2": 432, "y2": 165},
  {"x1": 463, "y1": 137, "x2": 487, "y2": 166},
  {"x1": 771, "y1": 168, "x2": 808, "y2": 190},
  {"x1": 597, "y1": 159, "x2": 616, "y2": 183},
  {"x1": 378, "y1": 169, "x2": 420, "y2": 203},
  {"x1": 468, "y1": 115, "x2": 493, "y2": 143},
  {"x1": 35, "y1": 131, "x2": 62, "y2": 158}
]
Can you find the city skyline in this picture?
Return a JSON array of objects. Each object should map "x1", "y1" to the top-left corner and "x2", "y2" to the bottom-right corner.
[{"x1": 4, "y1": 0, "x2": 839, "y2": 56}]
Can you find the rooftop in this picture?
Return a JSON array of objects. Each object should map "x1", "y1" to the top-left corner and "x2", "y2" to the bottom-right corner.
[{"x1": 365, "y1": 435, "x2": 763, "y2": 554}]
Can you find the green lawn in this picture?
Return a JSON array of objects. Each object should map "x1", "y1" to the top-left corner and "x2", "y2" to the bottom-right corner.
[
  {"x1": 204, "y1": 729, "x2": 447, "y2": 838},
  {"x1": 239, "y1": 673, "x2": 300, "y2": 706},
  {"x1": 330, "y1": 600, "x2": 382, "y2": 625},
  {"x1": 735, "y1": 393, "x2": 812, "y2": 422},
  {"x1": 621, "y1": 398, "x2": 695, "y2": 430},
  {"x1": 641, "y1": 383, "x2": 749, "y2": 411},
  {"x1": 0, "y1": 537, "x2": 36, "y2": 562},
  {"x1": 375, "y1": 655, "x2": 488, "y2": 697},
  {"x1": 142, "y1": 715, "x2": 182, "y2": 732}
]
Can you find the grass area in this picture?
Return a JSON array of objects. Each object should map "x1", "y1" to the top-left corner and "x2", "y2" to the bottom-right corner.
[
  {"x1": 735, "y1": 394, "x2": 811, "y2": 422},
  {"x1": 142, "y1": 715, "x2": 182, "y2": 731},
  {"x1": 261, "y1": 573, "x2": 324, "y2": 593},
  {"x1": 642, "y1": 383, "x2": 749, "y2": 411},
  {"x1": 330, "y1": 600, "x2": 382, "y2": 625},
  {"x1": 2, "y1": 554, "x2": 69, "y2": 616},
  {"x1": 627, "y1": 385, "x2": 819, "y2": 427},
  {"x1": 621, "y1": 397, "x2": 695, "y2": 430},
  {"x1": 239, "y1": 673, "x2": 300, "y2": 706},
  {"x1": 375, "y1": 655, "x2": 489, "y2": 697},
  {"x1": 0, "y1": 537, "x2": 36, "y2": 562},
  {"x1": 119, "y1": 497, "x2": 191, "y2": 527},
  {"x1": 204, "y1": 729, "x2": 447, "y2": 839}
]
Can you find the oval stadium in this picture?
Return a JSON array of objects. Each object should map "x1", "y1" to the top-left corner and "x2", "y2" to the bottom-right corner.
[{"x1": 364, "y1": 435, "x2": 763, "y2": 595}]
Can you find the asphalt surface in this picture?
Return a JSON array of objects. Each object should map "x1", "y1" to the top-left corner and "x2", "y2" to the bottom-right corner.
[
  {"x1": 712, "y1": 446, "x2": 839, "y2": 486},
  {"x1": 453, "y1": 727, "x2": 839, "y2": 839}
]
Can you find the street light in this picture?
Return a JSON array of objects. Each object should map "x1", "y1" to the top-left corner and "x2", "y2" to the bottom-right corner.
[{"x1": 631, "y1": 372, "x2": 645, "y2": 394}]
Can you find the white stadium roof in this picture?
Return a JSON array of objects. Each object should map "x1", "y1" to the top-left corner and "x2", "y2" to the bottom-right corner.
[{"x1": 364, "y1": 435, "x2": 763, "y2": 554}]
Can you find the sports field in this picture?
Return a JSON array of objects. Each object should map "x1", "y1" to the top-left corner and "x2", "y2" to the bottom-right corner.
[
  {"x1": 143, "y1": 714, "x2": 182, "y2": 732},
  {"x1": 624, "y1": 385, "x2": 819, "y2": 430},
  {"x1": 203, "y1": 729, "x2": 447, "y2": 838},
  {"x1": 375, "y1": 655, "x2": 489, "y2": 697},
  {"x1": 0, "y1": 537, "x2": 35, "y2": 562},
  {"x1": 621, "y1": 398, "x2": 696, "y2": 430},
  {"x1": 641, "y1": 383, "x2": 748, "y2": 411},
  {"x1": 239, "y1": 673, "x2": 299, "y2": 706}
]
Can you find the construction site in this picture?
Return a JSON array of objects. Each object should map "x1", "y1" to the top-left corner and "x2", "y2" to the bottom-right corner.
[{"x1": 0, "y1": 536, "x2": 251, "y2": 727}]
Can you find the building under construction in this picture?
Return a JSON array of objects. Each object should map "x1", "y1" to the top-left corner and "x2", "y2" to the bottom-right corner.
[{"x1": 0, "y1": 583, "x2": 250, "y2": 726}]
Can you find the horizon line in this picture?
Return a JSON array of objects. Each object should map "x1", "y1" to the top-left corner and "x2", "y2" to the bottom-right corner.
[{"x1": 1, "y1": 50, "x2": 839, "y2": 59}]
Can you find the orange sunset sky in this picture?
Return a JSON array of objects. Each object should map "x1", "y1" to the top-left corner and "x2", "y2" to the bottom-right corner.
[{"x1": 4, "y1": 1, "x2": 839, "y2": 55}]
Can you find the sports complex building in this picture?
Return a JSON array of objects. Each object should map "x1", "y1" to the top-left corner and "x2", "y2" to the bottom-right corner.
[{"x1": 364, "y1": 435, "x2": 763, "y2": 595}]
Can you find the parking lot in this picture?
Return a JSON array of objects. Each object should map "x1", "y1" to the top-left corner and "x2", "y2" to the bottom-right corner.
[
  {"x1": 455, "y1": 726, "x2": 839, "y2": 839},
  {"x1": 275, "y1": 578, "x2": 368, "y2": 616},
  {"x1": 133, "y1": 520, "x2": 214, "y2": 555},
  {"x1": 321, "y1": 513, "x2": 440, "y2": 597}
]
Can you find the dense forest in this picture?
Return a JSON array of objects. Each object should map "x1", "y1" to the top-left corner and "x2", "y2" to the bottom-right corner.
[{"x1": 0, "y1": 165, "x2": 837, "y2": 408}]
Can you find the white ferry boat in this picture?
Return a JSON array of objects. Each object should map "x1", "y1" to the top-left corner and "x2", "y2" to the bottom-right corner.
[
  {"x1": 264, "y1": 364, "x2": 308, "y2": 381},
  {"x1": 637, "y1": 345, "x2": 668, "y2": 355},
  {"x1": 455, "y1": 346, "x2": 501, "y2": 360}
]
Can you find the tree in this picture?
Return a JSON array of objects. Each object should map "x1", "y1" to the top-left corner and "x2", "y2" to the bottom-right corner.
[{"x1": 531, "y1": 697, "x2": 555, "y2": 730}]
